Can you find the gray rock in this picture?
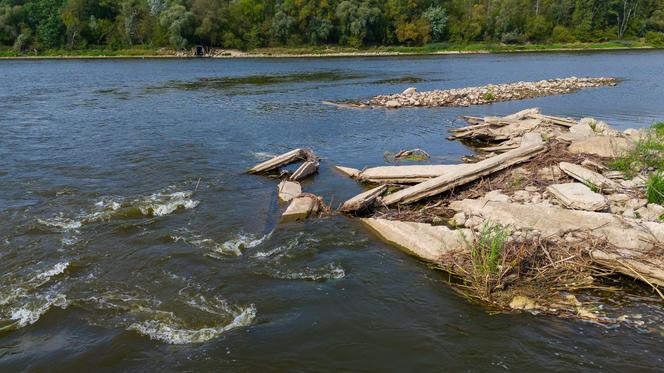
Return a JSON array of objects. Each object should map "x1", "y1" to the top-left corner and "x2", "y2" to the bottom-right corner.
[
  {"x1": 484, "y1": 190, "x2": 511, "y2": 203},
  {"x1": 385, "y1": 100, "x2": 401, "y2": 108}
]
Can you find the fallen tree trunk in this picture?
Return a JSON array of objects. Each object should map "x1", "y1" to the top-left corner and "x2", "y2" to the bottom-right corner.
[
  {"x1": 339, "y1": 185, "x2": 387, "y2": 213},
  {"x1": 382, "y1": 139, "x2": 546, "y2": 206}
]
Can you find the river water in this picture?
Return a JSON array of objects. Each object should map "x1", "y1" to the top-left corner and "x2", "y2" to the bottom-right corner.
[{"x1": 1, "y1": 51, "x2": 664, "y2": 371}]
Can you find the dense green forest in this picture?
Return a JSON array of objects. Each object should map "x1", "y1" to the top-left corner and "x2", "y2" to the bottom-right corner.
[{"x1": 1, "y1": 0, "x2": 664, "y2": 52}]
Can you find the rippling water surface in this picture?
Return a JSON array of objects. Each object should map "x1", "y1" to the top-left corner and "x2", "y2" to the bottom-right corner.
[{"x1": 1, "y1": 51, "x2": 664, "y2": 371}]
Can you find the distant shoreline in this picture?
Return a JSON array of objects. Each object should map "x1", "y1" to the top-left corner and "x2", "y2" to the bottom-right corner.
[{"x1": 0, "y1": 43, "x2": 660, "y2": 60}]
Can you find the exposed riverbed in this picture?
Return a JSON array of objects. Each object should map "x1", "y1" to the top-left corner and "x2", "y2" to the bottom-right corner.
[{"x1": 1, "y1": 51, "x2": 664, "y2": 370}]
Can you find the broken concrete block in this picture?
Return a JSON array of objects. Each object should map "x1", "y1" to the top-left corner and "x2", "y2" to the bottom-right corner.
[
  {"x1": 546, "y1": 183, "x2": 609, "y2": 211},
  {"x1": 249, "y1": 148, "x2": 308, "y2": 174},
  {"x1": 358, "y1": 164, "x2": 463, "y2": 184},
  {"x1": 559, "y1": 162, "x2": 620, "y2": 191},
  {"x1": 448, "y1": 199, "x2": 661, "y2": 252},
  {"x1": 382, "y1": 140, "x2": 546, "y2": 206},
  {"x1": 335, "y1": 166, "x2": 361, "y2": 178},
  {"x1": 290, "y1": 160, "x2": 319, "y2": 181},
  {"x1": 281, "y1": 195, "x2": 321, "y2": 222},
  {"x1": 569, "y1": 122, "x2": 594, "y2": 138},
  {"x1": 567, "y1": 136, "x2": 633, "y2": 158},
  {"x1": 277, "y1": 180, "x2": 301, "y2": 202},
  {"x1": 339, "y1": 185, "x2": 386, "y2": 213},
  {"x1": 361, "y1": 218, "x2": 469, "y2": 263}
]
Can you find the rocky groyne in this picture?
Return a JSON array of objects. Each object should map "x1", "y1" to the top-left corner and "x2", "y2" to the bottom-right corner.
[{"x1": 365, "y1": 77, "x2": 618, "y2": 108}]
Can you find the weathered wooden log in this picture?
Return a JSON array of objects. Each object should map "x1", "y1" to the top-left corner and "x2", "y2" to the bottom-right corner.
[
  {"x1": 290, "y1": 161, "x2": 319, "y2": 181},
  {"x1": 248, "y1": 149, "x2": 306, "y2": 174},
  {"x1": 339, "y1": 185, "x2": 387, "y2": 213},
  {"x1": 382, "y1": 140, "x2": 546, "y2": 206}
]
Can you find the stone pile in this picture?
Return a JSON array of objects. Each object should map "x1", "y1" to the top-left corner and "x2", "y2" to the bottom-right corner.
[{"x1": 368, "y1": 77, "x2": 618, "y2": 108}]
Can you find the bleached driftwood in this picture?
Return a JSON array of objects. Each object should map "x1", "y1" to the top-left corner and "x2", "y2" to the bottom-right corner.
[
  {"x1": 382, "y1": 139, "x2": 546, "y2": 206},
  {"x1": 339, "y1": 185, "x2": 387, "y2": 213}
]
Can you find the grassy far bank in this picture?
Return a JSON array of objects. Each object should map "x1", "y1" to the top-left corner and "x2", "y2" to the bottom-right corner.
[{"x1": 0, "y1": 40, "x2": 660, "y2": 58}]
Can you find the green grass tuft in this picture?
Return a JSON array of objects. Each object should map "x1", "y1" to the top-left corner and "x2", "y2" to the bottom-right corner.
[
  {"x1": 646, "y1": 172, "x2": 664, "y2": 204},
  {"x1": 653, "y1": 122, "x2": 664, "y2": 137},
  {"x1": 609, "y1": 121, "x2": 664, "y2": 178},
  {"x1": 465, "y1": 221, "x2": 508, "y2": 277}
]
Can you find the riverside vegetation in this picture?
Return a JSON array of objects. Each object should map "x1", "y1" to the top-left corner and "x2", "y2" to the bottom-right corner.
[{"x1": 2, "y1": 0, "x2": 664, "y2": 56}]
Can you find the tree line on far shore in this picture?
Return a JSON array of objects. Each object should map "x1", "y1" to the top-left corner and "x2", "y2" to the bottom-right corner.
[{"x1": 1, "y1": 0, "x2": 663, "y2": 52}]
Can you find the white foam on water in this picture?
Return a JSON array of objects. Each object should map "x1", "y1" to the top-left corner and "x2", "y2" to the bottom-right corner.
[
  {"x1": 269, "y1": 263, "x2": 346, "y2": 281},
  {"x1": 9, "y1": 293, "x2": 67, "y2": 328},
  {"x1": 37, "y1": 215, "x2": 82, "y2": 231},
  {"x1": 251, "y1": 151, "x2": 277, "y2": 160},
  {"x1": 128, "y1": 304, "x2": 256, "y2": 344},
  {"x1": 0, "y1": 262, "x2": 70, "y2": 330},
  {"x1": 218, "y1": 231, "x2": 272, "y2": 256},
  {"x1": 173, "y1": 228, "x2": 272, "y2": 257},
  {"x1": 35, "y1": 261, "x2": 69, "y2": 281},
  {"x1": 145, "y1": 191, "x2": 199, "y2": 216}
]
